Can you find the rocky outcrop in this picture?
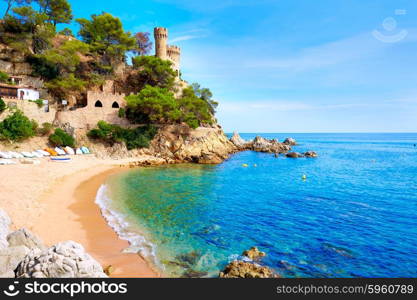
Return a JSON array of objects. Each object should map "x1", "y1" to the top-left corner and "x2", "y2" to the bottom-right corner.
[
  {"x1": 283, "y1": 137, "x2": 297, "y2": 146},
  {"x1": 147, "y1": 125, "x2": 236, "y2": 164},
  {"x1": 219, "y1": 260, "x2": 278, "y2": 278},
  {"x1": 304, "y1": 151, "x2": 318, "y2": 158},
  {"x1": 0, "y1": 246, "x2": 31, "y2": 278},
  {"x1": 251, "y1": 136, "x2": 291, "y2": 153},
  {"x1": 230, "y1": 132, "x2": 249, "y2": 149},
  {"x1": 7, "y1": 229, "x2": 45, "y2": 251},
  {"x1": 16, "y1": 241, "x2": 107, "y2": 278},
  {"x1": 286, "y1": 152, "x2": 303, "y2": 158},
  {"x1": 220, "y1": 247, "x2": 278, "y2": 278},
  {"x1": 242, "y1": 246, "x2": 266, "y2": 261}
]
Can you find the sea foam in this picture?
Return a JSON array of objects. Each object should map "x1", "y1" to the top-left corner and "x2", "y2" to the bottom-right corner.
[{"x1": 94, "y1": 184, "x2": 163, "y2": 270}]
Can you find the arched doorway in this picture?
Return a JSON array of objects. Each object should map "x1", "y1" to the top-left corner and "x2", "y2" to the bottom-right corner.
[
  {"x1": 112, "y1": 101, "x2": 120, "y2": 108},
  {"x1": 94, "y1": 100, "x2": 103, "y2": 107}
]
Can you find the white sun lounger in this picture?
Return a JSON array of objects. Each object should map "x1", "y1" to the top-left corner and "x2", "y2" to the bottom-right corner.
[
  {"x1": 36, "y1": 150, "x2": 50, "y2": 156},
  {"x1": 0, "y1": 152, "x2": 13, "y2": 159},
  {"x1": 0, "y1": 159, "x2": 16, "y2": 165},
  {"x1": 21, "y1": 152, "x2": 35, "y2": 158}
]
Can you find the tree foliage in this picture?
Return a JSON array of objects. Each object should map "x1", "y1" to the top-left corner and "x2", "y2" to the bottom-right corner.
[
  {"x1": 38, "y1": 0, "x2": 73, "y2": 25},
  {"x1": 0, "y1": 97, "x2": 6, "y2": 113},
  {"x1": 76, "y1": 12, "x2": 136, "y2": 62},
  {"x1": 0, "y1": 71, "x2": 9, "y2": 83},
  {"x1": 127, "y1": 56, "x2": 176, "y2": 93},
  {"x1": 133, "y1": 32, "x2": 152, "y2": 56},
  {"x1": 0, "y1": 110, "x2": 37, "y2": 141},
  {"x1": 88, "y1": 120, "x2": 157, "y2": 150},
  {"x1": 48, "y1": 128, "x2": 75, "y2": 147},
  {"x1": 191, "y1": 83, "x2": 218, "y2": 114},
  {"x1": 125, "y1": 85, "x2": 214, "y2": 129}
]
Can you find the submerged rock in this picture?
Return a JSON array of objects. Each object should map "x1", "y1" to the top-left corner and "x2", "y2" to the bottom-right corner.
[
  {"x1": 181, "y1": 269, "x2": 208, "y2": 278},
  {"x1": 175, "y1": 251, "x2": 201, "y2": 267},
  {"x1": 16, "y1": 241, "x2": 107, "y2": 278},
  {"x1": 242, "y1": 247, "x2": 266, "y2": 261},
  {"x1": 286, "y1": 152, "x2": 303, "y2": 158},
  {"x1": 304, "y1": 151, "x2": 318, "y2": 158},
  {"x1": 283, "y1": 137, "x2": 297, "y2": 146},
  {"x1": 219, "y1": 261, "x2": 278, "y2": 278}
]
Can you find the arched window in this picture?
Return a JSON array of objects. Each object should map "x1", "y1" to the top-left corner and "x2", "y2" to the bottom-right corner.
[
  {"x1": 94, "y1": 100, "x2": 103, "y2": 107},
  {"x1": 112, "y1": 101, "x2": 120, "y2": 108}
]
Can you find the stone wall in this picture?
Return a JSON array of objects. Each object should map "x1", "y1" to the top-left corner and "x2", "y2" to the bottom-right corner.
[{"x1": 0, "y1": 98, "x2": 57, "y2": 125}]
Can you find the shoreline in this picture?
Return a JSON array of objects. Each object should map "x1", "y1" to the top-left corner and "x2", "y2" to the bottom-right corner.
[
  {"x1": 0, "y1": 156, "x2": 162, "y2": 278},
  {"x1": 33, "y1": 164, "x2": 161, "y2": 278}
]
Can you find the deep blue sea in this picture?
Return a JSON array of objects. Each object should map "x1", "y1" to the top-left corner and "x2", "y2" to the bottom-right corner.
[{"x1": 98, "y1": 133, "x2": 417, "y2": 277}]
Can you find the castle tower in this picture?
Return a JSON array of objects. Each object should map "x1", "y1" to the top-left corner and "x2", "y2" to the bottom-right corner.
[
  {"x1": 167, "y1": 45, "x2": 181, "y2": 75},
  {"x1": 154, "y1": 27, "x2": 168, "y2": 60}
]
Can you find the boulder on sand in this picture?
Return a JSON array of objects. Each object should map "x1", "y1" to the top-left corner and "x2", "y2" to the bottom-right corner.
[
  {"x1": 16, "y1": 241, "x2": 107, "y2": 278},
  {"x1": 7, "y1": 228, "x2": 45, "y2": 251}
]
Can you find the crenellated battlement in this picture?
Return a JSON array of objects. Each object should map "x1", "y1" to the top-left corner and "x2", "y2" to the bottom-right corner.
[{"x1": 154, "y1": 27, "x2": 181, "y2": 76}]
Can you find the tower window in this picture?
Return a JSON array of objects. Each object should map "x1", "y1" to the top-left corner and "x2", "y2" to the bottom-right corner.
[
  {"x1": 94, "y1": 100, "x2": 103, "y2": 107},
  {"x1": 112, "y1": 101, "x2": 120, "y2": 108}
]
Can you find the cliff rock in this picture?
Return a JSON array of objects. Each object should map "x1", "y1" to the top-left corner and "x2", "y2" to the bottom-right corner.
[
  {"x1": 304, "y1": 151, "x2": 318, "y2": 158},
  {"x1": 16, "y1": 241, "x2": 107, "y2": 278},
  {"x1": 0, "y1": 246, "x2": 30, "y2": 278},
  {"x1": 286, "y1": 152, "x2": 303, "y2": 158},
  {"x1": 148, "y1": 125, "x2": 236, "y2": 164},
  {"x1": 230, "y1": 132, "x2": 249, "y2": 149}
]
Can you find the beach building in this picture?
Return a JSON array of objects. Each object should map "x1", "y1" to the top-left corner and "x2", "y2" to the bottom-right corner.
[{"x1": 0, "y1": 83, "x2": 40, "y2": 100}]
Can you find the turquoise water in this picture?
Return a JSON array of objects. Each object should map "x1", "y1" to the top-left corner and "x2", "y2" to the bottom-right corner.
[{"x1": 102, "y1": 133, "x2": 417, "y2": 277}]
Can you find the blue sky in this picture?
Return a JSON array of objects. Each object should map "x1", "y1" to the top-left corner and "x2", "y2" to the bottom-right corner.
[{"x1": 3, "y1": 0, "x2": 417, "y2": 132}]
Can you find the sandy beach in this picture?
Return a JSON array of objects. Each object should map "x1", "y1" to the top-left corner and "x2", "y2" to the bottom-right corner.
[{"x1": 0, "y1": 155, "x2": 160, "y2": 277}]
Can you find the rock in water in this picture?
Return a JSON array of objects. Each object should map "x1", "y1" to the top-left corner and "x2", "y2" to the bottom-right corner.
[
  {"x1": 230, "y1": 132, "x2": 248, "y2": 149},
  {"x1": 252, "y1": 136, "x2": 290, "y2": 153},
  {"x1": 7, "y1": 229, "x2": 45, "y2": 251},
  {"x1": 286, "y1": 152, "x2": 303, "y2": 158},
  {"x1": 242, "y1": 247, "x2": 266, "y2": 261},
  {"x1": 16, "y1": 241, "x2": 107, "y2": 278},
  {"x1": 0, "y1": 209, "x2": 11, "y2": 250},
  {"x1": 219, "y1": 261, "x2": 278, "y2": 278},
  {"x1": 304, "y1": 151, "x2": 318, "y2": 158},
  {"x1": 283, "y1": 138, "x2": 297, "y2": 145}
]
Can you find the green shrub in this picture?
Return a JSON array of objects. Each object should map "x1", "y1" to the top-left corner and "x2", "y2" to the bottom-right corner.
[
  {"x1": 49, "y1": 128, "x2": 75, "y2": 147},
  {"x1": 118, "y1": 107, "x2": 126, "y2": 118},
  {"x1": 88, "y1": 121, "x2": 157, "y2": 150},
  {"x1": 0, "y1": 71, "x2": 9, "y2": 83},
  {"x1": 38, "y1": 122, "x2": 53, "y2": 136},
  {"x1": 0, "y1": 110, "x2": 38, "y2": 142},
  {"x1": 0, "y1": 97, "x2": 6, "y2": 113},
  {"x1": 29, "y1": 99, "x2": 44, "y2": 108}
]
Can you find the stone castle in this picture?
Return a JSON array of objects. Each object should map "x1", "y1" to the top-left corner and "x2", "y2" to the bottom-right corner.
[
  {"x1": 0, "y1": 27, "x2": 183, "y2": 131},
  {"x1": 154, "y1": 27, "x2": 181, "y2": 76}
]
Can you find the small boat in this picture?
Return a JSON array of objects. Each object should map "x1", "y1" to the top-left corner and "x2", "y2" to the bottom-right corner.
[
  {"x1": 64, "y1": 146, "x2": 75, "y2": 155},
  {"x1": 81, "y1": 146, "x2": 90, "y2": 154},
  {"x1": 20, "y1": 159, "x2": 40, "y2": 165},
  {"x1": 51, "y1": 157, "x2": 71, "y2": 162},
  {"x1": 54, "y1": 147, "x2": 67, "y2": 156},
  {"x1": 21, "y1": 152, "x2": 35, "y2": 158},
  {"x1": 75, "y1": 148, "x2": 83, "y2": 155}
]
